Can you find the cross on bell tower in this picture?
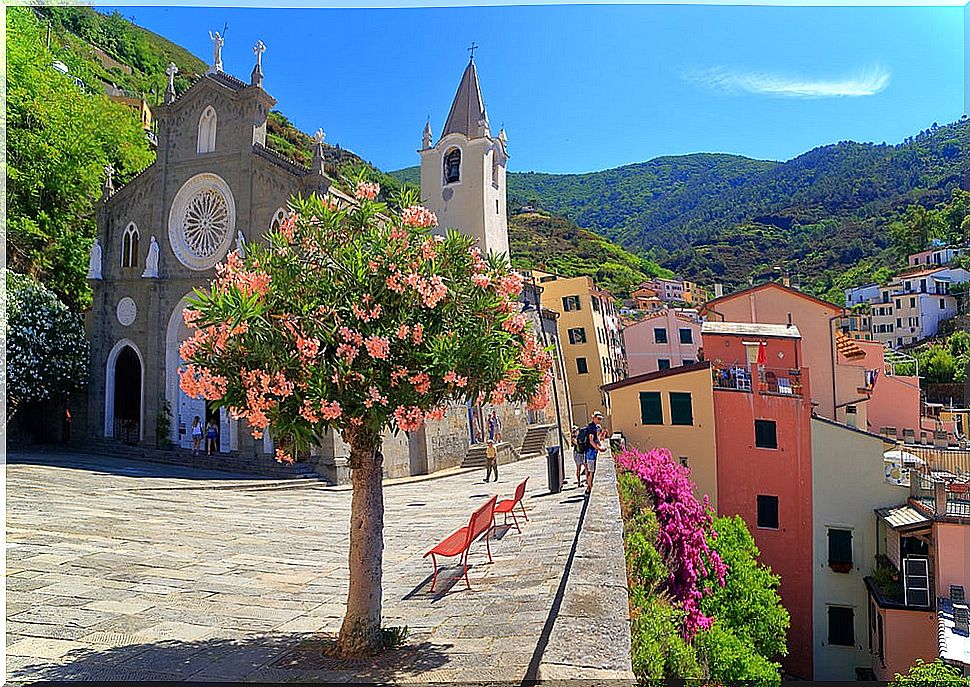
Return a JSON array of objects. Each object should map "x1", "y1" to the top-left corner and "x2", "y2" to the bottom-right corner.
[{"x1": 467, "y1": 42, "x2": 478, "y2": 60}]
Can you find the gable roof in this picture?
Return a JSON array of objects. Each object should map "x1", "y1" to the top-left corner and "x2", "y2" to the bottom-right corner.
[
  {"x1": 700, "y1": 282, "x2": 842, "y2": 316},
  {"x1": 441, "y1": 59, "x2": 489, "y2": 140},
  {"x1": 602, "y1": 361, "x2": 711, "y2": 392}
]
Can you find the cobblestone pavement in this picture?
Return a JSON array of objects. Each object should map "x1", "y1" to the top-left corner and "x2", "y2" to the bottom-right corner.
[{"x1": 6, "y1": 449, "x2": 631, "y2": 682}]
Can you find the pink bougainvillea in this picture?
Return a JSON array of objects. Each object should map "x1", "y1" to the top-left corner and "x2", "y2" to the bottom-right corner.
[{"x1": 617, "y1": 447, "x2": 727, "y2": 639}]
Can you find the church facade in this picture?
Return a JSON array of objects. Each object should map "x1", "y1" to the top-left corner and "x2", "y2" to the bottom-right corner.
[{"x1": 85, "y1": 43, "x2": 571, "y2": 482}]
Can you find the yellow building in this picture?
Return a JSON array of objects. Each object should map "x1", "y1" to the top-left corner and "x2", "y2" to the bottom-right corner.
[
  {"x1": 602, "y1": 362, "x2": 718, "y2": 507},
  {"x1": 524, "y1": 270, "x2": 624, "y2": 426}
]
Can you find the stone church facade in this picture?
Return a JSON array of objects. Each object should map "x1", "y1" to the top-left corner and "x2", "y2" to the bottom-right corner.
[{"x1": 85, "y1": 45, "x2": 572, "y2": 482}]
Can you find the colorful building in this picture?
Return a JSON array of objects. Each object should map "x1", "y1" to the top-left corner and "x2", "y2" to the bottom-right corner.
[
  {"x1": 525, "y1": 270, "x2": 624, "y2": 425},
  {"x1": 810, "y1": 417, "x2": 907, "y2": 679},
  {"x1": 602, "y1": 362, "x2": 718, "y2": 508},
  {"x1": 622, "y1": 308, "x2": 702, "y2": 376},
  {"x1": 867, "y1": 447, "x2": 970, "y2": 679}
]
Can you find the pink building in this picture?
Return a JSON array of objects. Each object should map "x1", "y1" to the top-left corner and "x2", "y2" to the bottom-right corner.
[{"x1": 623, "y1": 309, "x2": 702, "y2": 376}]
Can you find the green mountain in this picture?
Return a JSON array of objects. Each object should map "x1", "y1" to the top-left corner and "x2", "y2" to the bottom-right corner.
[
  {"x1": 393, "y1": 118, "x2": 969, "y2": 298},
  {"x1": 509, "y1": 211, "x2": 672, "y2": 297}
]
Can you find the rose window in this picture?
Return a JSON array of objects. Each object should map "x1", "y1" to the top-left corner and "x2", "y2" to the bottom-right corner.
[
  {"x1": 183, "y1": 189, "x2": 229, "y2": 259},
  {"x1": 168, "y1": 173, "x2": 236, "y2": 271}
]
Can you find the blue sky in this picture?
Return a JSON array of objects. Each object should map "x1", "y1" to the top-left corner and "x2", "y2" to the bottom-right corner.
[{"x1": 99, "y1": 4, "x2": 965, "y2": 174}]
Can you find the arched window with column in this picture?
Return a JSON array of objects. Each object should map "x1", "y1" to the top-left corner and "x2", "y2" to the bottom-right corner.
[
  {"x1": 270, "y1": 207, "x2": 287, "y2": 232},
  {"x1": 197, "y1": 106, "x2": 217, "y2": 154},
  {"x1": 121, "y1": 223, "x2": 139, "y2": 268}
]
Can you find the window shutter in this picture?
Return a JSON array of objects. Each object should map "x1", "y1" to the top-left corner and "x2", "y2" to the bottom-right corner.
[
  {"x1": 828, "y1": 529, "x2": 853, "y2": 566},
  {"x1": 670, "y1": 393, "x2": 693, "y2": 425},
  {"x1": 639, "y1": 392, "x2": 663, "y2": 425}
]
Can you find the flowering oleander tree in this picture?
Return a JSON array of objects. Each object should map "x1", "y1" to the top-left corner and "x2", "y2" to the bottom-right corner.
[{"x1": 178, "y1": 181, "x2": 553, "y2": 655}]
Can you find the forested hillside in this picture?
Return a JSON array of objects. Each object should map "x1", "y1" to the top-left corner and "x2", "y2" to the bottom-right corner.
[
  {"x1": 509, "y1": 212, "x2": 672, "y2": 296},
  {"x1": 395, "y1": 119, "x2": 969, "y2": 298}
]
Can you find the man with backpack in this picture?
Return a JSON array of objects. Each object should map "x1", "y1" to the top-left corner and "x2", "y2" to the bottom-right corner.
[{"x1": 578, "y1": 411, "x2": 606, "y2": 496}]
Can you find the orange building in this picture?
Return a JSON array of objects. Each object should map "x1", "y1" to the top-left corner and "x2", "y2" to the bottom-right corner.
[{"x1": 704, "y1": 321, "x2": 816, "y2": 679}]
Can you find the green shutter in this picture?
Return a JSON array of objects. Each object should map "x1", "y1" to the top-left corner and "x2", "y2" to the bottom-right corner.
[
  {"x1": 670, "y1": 392, "x2": 693, "y2": 425},
  {"x1": 639, "y1": 392, "x2": 663, "y2": 425}
]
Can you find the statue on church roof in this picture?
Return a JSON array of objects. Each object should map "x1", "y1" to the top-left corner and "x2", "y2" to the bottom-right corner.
[
  {"x1": 165, "y1": 62, "x2": 178, "y2": 104},
  {"x1": 142, "y1": 236, "x2": 159, "y2": 278},
  {"x1": 102, "y1": 163, "x2": 115, "y2": 198},
  {"x1": 208, "y1": 31, "x2": 224, "y2": 73},
  {"x1": 312, "y1": 128, "x2": 326, "y2": 175}
]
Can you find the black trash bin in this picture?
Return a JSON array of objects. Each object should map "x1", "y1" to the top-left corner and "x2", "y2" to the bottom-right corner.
[{"x1": 546, "y1": 445, "x2": 564, "y2": 494}]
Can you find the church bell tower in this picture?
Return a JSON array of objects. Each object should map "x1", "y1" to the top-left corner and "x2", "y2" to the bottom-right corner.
[{"x1": 419, "y1": 52, "x2": 509, "y2": 258}]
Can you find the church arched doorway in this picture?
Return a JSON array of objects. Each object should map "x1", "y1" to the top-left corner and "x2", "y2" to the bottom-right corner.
[
  {"x1": 113, "y1": 346, "x2": 141, "y2": 443},
  {"x1": 165, "y1": 296, "x2": 237, "y2": 453},
  {"x1": 104, "y1": 339, "x2": 144, "y2": 443}
]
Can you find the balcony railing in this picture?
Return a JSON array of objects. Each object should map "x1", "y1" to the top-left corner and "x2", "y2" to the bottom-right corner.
[
  {"x1": 903, "y1": 447, "x2": 970, "y2": 517},
  {"x1": 712, "y1": 363, "x2": 804, "y2": 398}
]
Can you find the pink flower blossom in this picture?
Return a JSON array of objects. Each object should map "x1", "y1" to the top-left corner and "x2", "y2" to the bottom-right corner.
[
  {"x1": 393, "y1": 405, "x2": 425, "y2": 432},
  {"x1": 275, "y1": 448, "x2": 295, "y2": 465},
  {"x1": 502, "y1": 312, "x2": 528, "y2": 334},
  {"x1": 401, "y1": 205, "x2": 438, "y2": 228},
  {"x1": 319, "y1": 401, "x2": 342, "y2": 420},
  {"x1": 472, "y1": 273, "x2": 491, "y2": 288},
  {"x1": 444, "y1": 371, "x2": 467, "y2": 388},
  {"x1": 396, "y1": 323, "x2": 411, "y2": 340},
  {"x1": 496, "y1": 271, "x2": 525, "y2": 299},
  {"x1": 355, "y1": 181, "x2": 380, "y2": 201},
  {"x1": 411, "y1": 323, "x2": 424, "y2": 344},
  {"x1": 364, "y1": 335, "x2": 390, "y2": 360}
]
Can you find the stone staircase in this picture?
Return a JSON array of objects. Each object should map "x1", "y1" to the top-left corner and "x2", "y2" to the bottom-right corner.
[
  {"x1": 459, "y1": 423, "x2": 555, "y2": 468},
  {"x1": 518, "y1": 423, "x2": 555, "y2": 460},
  {"x1": 74, "y1": 440, "x2": 328, "y2": 481}
]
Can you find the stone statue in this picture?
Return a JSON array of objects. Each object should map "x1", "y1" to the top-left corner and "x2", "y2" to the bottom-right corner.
[
  {"x1": 311, "y1": 128, "x2": 326, "y2": 175},
  {"x1": 87, "y1": 239, "x2": 103, "y2": 280},
  {"x1": 235, "y1": 230, "x2": 247, "y2": 258},
  {"x1": 103, "y1": 163, "x2": 115, "y2": 198},
  {"x1": 165, "y1": 62, "x2": 178, "y2": 103},
  {"x1": 209, "y1": 31, "x2": 224, "y2": 73},
  {"x1": 142, "y1": 236, "x2": 159, "y2": 278}
]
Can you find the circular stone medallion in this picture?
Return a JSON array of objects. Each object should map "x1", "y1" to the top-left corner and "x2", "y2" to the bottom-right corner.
[{"x1": 117, "y1": 297, "x2": 137, "y2": 326}]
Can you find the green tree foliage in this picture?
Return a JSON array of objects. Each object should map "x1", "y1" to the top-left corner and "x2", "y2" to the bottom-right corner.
[
  {"x1": 891, "y1": 658, "x2": 970, "y2": 686},
  {"x1": 699, "y1": 515, "x2": 789, "y2": 682},
  {"x1": 5, "y1": 272, "x2": 90, "y2": 421},
  {"x1": 7, "y1": 7, "x2": 154, "y2": 309},
  {"x1": 618, "y1": 473, "x2": 787, "y2": 685},
  {"x1": 179, "y1": 184, "x2": 553, "y2": 654},
  {"x1": 509, "y1": 211, "x2": 672, "y2": 297}
]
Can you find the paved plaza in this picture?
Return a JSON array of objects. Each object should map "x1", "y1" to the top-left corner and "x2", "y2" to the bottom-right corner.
[{"x1": 6, "y1": 448, "x2": 633, "y2": 683}]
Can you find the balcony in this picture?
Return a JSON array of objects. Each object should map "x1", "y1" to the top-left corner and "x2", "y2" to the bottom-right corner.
[
  {"x1": 712, "y1": 363, "x2": 804, "y2": 398},
  {"x1": 902, "y1": 447, "x2": 970, "y2": 519}
]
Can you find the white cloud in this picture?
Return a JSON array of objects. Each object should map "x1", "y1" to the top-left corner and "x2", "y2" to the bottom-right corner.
[{"x1": 683, "y1": 64, "x2": 891, "y2": 98}]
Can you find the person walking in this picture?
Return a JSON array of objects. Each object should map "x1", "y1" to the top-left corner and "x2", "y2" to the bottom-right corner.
[
  {"x1": 584, "y1": 411, "x2": 606, "y2": 496},
  {"x1": 484, "y1": 439, "x2": 499, "y2": 482},
  {"x1": 191, "y1": 416, "x2": 203, "y2": 456},
  {"x1": 571, "y1": 425, "x2": 586, "y2": 488},
  {"x1": 487, "y1": 410, "x2": 502, "y2": 443},
  {"x1": 205, "y1": 420, "x2": 218, "y2": 457}
]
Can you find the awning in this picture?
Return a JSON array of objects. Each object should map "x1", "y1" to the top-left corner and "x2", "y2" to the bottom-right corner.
[{"x1": 875, "y1": 504, "x2": 932, "y2": 531}]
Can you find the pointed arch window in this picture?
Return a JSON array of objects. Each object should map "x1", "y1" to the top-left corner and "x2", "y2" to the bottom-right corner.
[
  {"x1": 444, "y1": 148, "x2": 461, "y2": 184},
  {"x1": 270, "y1": 207, "x2": 287, "y2": 232},
  {"x1": 197, "y1": 106, "x2": 217, "y2": 154},
  {"x1": 121, "y1": 223, "x2": 140, "y2": 268}
]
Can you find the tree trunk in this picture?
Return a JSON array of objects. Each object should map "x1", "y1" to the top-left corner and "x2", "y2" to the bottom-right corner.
[{"x1": 336, "y1": 425, "x2": 385, "y2": 656}]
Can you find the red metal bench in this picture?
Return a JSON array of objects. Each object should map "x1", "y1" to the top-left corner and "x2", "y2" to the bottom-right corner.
[
  {"x1": 424, "y1": 495, "x2": 497, "y2": 591},
  {"x1": 493, "y1": 477, "x2": 529, "y2": 533}
]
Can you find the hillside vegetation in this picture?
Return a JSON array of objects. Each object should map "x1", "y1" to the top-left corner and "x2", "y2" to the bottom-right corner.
[
  {"x1": 396, "y1": 119, "x2": 969, "y2": 299},
  {"x1": 509, "y1": 211, "x2": 671, "y2": 296}
]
